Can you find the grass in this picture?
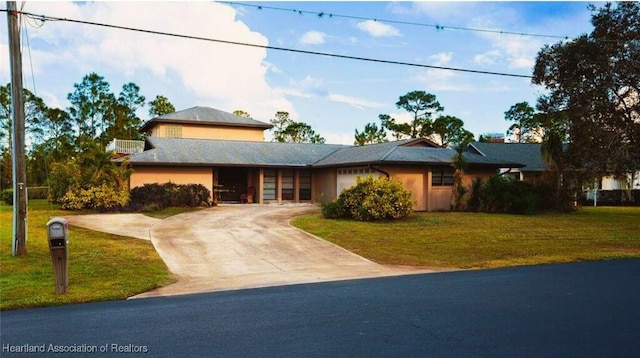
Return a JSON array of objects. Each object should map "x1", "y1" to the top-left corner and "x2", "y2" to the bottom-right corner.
[
  {"x1": 0, "y1": 200, "x2": 175, "y2": 310},
  {"x1": 291, "y1": 207, "x2": 640, "y2": 269}
]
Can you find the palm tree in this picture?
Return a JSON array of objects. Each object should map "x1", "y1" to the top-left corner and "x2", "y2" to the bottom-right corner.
[{"x1": 450, "y1": 140, "x2": 471, "y2": 211}]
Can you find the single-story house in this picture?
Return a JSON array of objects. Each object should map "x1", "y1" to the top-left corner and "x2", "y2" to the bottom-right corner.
[{"x1": 116, "y1": 106, "x2": 524, "y2": 211}]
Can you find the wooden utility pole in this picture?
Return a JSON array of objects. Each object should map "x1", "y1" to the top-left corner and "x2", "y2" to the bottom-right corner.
[{"x1": 7, "y1": 1, "x2": 27, "y2": 256}]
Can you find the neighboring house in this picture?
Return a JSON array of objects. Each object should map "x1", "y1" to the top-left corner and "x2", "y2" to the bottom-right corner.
[
  {"x1": 116, "y1": 106, "x2": 523, "y2": 211},
  {"x1": 468, "y1": 141, "x2": 640, "y2": 204},
  {"x1": 467, "y1": 142, "x2": 548, "y2": 181}
]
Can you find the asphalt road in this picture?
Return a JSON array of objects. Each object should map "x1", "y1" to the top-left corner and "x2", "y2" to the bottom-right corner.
[{"x1": 2, "y1": 260, "x2": 639, "y2": 357}]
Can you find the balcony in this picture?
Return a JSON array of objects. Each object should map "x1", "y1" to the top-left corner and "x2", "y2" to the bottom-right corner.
[{"x1": 106, "y1": 138, "x2": 145, "y2": 155}]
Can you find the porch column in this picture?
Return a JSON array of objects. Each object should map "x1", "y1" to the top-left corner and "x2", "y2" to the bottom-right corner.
[
  {"x1": 426, "y1": 168, "x2": 433, "y2": 211},
  {"x1": 294, "y1": 170, "x2": 300, "y2": 203},
  {"x1": 258, "y1": 168, "x2": 264, "y2": 204},
  {"x1": 276, "y1": 169, "x2": 282, "y2": 203}
]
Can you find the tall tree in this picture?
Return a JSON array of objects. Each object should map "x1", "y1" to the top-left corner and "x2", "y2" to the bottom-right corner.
[
  {"x1": 270, "y1": 111, "x2": 325, "y2": 143},
  {"x1": 532, "y1": 2, "x2": 640, "y2": 201},
  {"x1": 450, "y1": 137, "x2": 472, "y2": 211},
  {"x1": 0, "y1": 84, "x2": 49, "y2": 149},
  {"x1": 380, "y1": 90, "x2": 444, "y2": 139},
  {"x1": 148, "y1": 95, "x2": 175, "y2": 117},
  {"x1": 67, "y1": 73, "x2": 115, "y2": 148},
  {"x1": 432, "y1": 115, "x2": 474, "y2": 147},
  {"x1": 105, "y1": 82, "x2": 146, "y2": 141},
  {"x1": 504, "y1": 101, "x2": 541, "y2": 143},
  {"x1": 354, "y1": 122, "x2": 387, "y2": 145},
  {"x1": 278, "y1": 122, "x2": 326, "y2": 144}
]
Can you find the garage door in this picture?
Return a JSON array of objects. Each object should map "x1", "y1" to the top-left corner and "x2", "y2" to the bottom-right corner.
[{"x1": 336, "y1": 167, "x2": 379, "y2": 195}]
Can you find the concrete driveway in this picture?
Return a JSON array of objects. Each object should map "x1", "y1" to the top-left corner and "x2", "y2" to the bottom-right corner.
[{"x1": 68, "y1": 205, "x2": 441, "y2": 298}]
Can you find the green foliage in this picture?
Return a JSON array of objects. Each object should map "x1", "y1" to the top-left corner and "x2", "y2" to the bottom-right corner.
[
  {"x1": 48, "y1": 159, "x2": 82, "y2": 202},
  {"x1": 532, "y1": 2, "x2": 640, "y2": 208},
  {"x1": 129, "y1": 182, "x2": 211, "y2": 210},
  {"x1": 504, "y1": 101, "x2": 542, "y2": 143},
  {"x1": 233, "y1": 109, "x2": 252, "y2": 118},
  {"x1": 381, "y1": 90, "x2": 443, "y2": 139},
  {"x1": 270, "y1": 111, "x2": 325, "y2": 144},
  {"x1": 466, "y1": 176, "x2": 539, "y2": 215},
  {"x1": 1, "y1": 189, "x2": 12, "y2": 205},
  {"x1": 354, "y1": 122, "x2": 388, "y2": 146},
  {"x1": 148, "y1": 95, "x2": 175, "y2": 117},
  {"x1": 379, "y1": 91, "x2": 473, "y2": 145},
  {"x1": 432, "y1": 115, "x2": 474, "y2": 147},
  {"x1": 322, "y1": 176, "x2": 414, "y2": 221},
  {"x1": 27, "y1": 187, "x2": 49, "y2": 200},
  {"x1": 59, "y1": 183, "x2": 129, "y2": 211},
  {"x1": 467, "y1": 177, "x2": 484, "y2": 212}
]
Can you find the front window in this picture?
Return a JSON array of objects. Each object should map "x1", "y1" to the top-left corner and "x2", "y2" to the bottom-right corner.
[
  {"x1": 299, "y1": 170, "x2": 311, "y2": 200},
  {"x1": 263, "y1": 169, "x2": 277, "y2": 200},
  {"x1": 432, "y1": 167, "x2": 454, "y2": 186},
  {"x1": 281, "y1": 170, "x2": 294, "y2": 200}
]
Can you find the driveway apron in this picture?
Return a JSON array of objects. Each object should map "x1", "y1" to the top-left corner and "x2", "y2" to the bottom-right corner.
[{"x1": 133, "y1": 205, "x2": 435, "y2": 298}]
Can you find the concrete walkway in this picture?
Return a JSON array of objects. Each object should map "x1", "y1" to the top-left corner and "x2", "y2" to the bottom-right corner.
[{"x1": 67, "y1": 205, "x2": 442, "y2": 298}]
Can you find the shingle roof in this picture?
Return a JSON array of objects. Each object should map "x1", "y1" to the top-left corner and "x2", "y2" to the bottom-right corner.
[
  {"x1": 126, "y1": 137, "x2": 346, "y2": 167},
  {"x1": 468, "y1": 142, "x2": 547, "y2": 171},
  {"x1": 139, "y1": 106, "x2": 273, "y2": 132},
  {"x1": 125, "y1": 137, "x2": 523, "y2": 169}
]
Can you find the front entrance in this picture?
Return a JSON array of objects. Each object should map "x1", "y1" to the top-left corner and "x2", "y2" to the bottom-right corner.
[{"x1": 216, "y1": 167, "x2": 248, "y2": 202}]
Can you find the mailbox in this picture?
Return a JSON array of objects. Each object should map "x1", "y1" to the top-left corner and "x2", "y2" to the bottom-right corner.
[{"x1": 46, "y1": 218, "x2": 69, "y2": 294}]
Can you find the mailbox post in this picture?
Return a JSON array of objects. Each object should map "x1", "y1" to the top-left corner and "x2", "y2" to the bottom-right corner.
[{"x1": 46, "y1": 218, "x2": 69, "y2": 294}]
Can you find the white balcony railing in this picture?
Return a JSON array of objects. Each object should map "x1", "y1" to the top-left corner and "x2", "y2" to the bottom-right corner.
[{"x1": 106, "y1": 138, "x2": 145, "y2": 155}]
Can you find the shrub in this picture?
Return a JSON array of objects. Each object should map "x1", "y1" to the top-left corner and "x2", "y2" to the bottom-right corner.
[
  {"x1": 27, "y1": 187, "x2": 49, "y2": 200},
  {"x1": 467, "y1": 177, "x2": 483, "y2": 212},
  {"x1": 320, "y1": 200, "x2": 345, "y2": 219},
  {"x1": 129, "y1": 182, "x2": 211, "y2": 210},
  {"x1": 465, "y1": 175, "x2": 539, "y2": 215},
  {"x1": 1, "y1": 189, "x2": 12, "y2": 205},
  {"x1": 322, "y1": 176, "x2": 414, "y2": 221},
  {"x1": 59, "y1": 184, "x2": 130, "y2": 211},
  {"x1": 48, "y1": 160, "x2": 82, "y2": 203}
]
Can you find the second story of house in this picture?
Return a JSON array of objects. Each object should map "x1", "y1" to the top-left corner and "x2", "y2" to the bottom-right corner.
[{"x1": 139, "y1": 106, "x2": 273, "y2": 142}]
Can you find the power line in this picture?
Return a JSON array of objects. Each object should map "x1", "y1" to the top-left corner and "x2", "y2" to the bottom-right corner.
[
  {"x1": 2, "y1": 9, "x2": 532, "y2": 79},
  {"x1": 218, "y1": 1, "x2": 573, "y2": 41}
]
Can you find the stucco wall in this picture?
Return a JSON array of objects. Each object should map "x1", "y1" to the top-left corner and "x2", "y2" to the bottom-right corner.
[
  {"x1": 384, "y1": 166, "x2": 428, "y2": 211},
  {"x1": 462, "y1": 168, "x2": 498, "y2": 187},
  {"x1": 130, "y1": 166, "x2": 214, "y2": 198},
  {"x1": 150, "y1": 123, "x2": 265, "y2": 141},
  {"x1": 312, "y1": 168, "x2": 337, "y2": 203}
]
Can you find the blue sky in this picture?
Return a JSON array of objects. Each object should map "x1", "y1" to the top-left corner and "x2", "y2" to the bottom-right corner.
[{"x1": 0, "y1": 1, "x2": 599, "y2": 144}]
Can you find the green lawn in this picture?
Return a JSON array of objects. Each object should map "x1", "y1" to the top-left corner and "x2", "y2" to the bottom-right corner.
[
  {"x1": 291, "y1": 207, "x2": 640, "y2": 269},
  {"x1": 0, "y1": 200, "x2": 175, "y2": 310}
]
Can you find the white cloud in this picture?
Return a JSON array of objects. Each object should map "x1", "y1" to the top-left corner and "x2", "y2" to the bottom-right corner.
[
  {"x1": 327, "y1": 94, "x2": 385, "y2": 110},
  {"x1": 414, "y1": 69, "x2": 472, "y2": 92},
  {"x1": 429, "y1": 52, "x2": 453, "y2": 66},
  {"x1": 9, "y1": 1, "x2": 294, "y2": 121},
  {"x1": 356, "y1": 20, "x2": 401, "y2": 38},
  {"x1": 299, "y1": 31, "x2": 326, "y2": 45},
  {"x1": 388, "y1": 111, "x2": 415, "y2": 125},
  {"x1": 323, "y1": 132, "x2": 355, "y2": 145},
  {"x1": 389, "y1": 2, "x2": 483, "y2": 22},
  {"x1": 291, "y1": 75, "x2": 324, "y2": 90},
  {"x1": 474, "y1": 50, "x2": 502, "y2": 66}
]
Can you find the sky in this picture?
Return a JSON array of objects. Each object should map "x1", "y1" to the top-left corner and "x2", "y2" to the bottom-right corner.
[{"x1": 0, "y1": 1, "x2": 600, "y2": 145}]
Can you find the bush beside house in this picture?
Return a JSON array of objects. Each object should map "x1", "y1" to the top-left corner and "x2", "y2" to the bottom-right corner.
[
  {"x1": 322, "y1": 176, "x2": 414, "y2": 221},
  {"x1": 128, "y1": 182, "x2": 211, "y2": 211}
]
